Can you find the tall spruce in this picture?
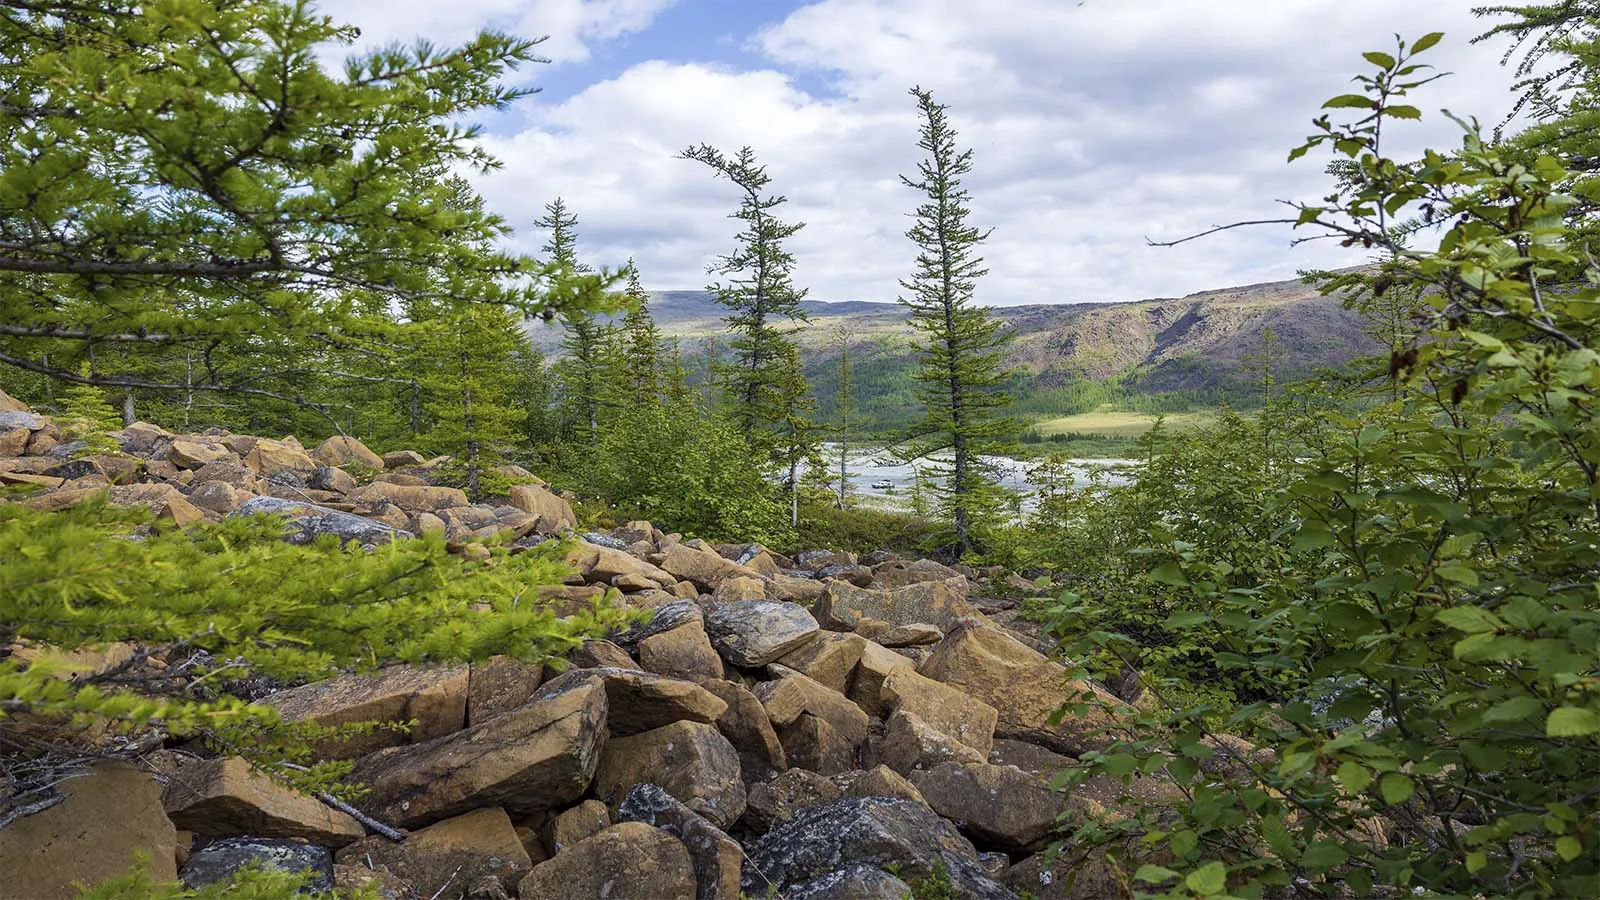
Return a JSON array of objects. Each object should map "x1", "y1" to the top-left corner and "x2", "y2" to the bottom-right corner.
[
  {"x1": 898, "y1": 86, "x2": 1016, "y2": 555},
  {"x1": 678, "y1": 144, "x2": 814, "y2": 452},
  {"x1": 536, "y1": 198, "x2": 608, "y2": 446},
  {"x1": 618, "y1": 261, "x2": 664, "y2": 405}
]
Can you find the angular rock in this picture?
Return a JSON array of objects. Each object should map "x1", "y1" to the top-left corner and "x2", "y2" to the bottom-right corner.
[
  {"x1": 843, "y1": 764, "x2": 926, "y2": 805},
  {"x1": 466, "y1": 656, "x2": 545, "y2": 726},
  {"x1": 912, "y1": 761, "x2": 1074, "y2": 853},
  {"x1": 742, "y1": 768, "x2": 840, "y2": 834},
  {"x1": 307, "y1": 465, "x2": 357, "y2": 494},
  {"x1": 638, "y1": 618, "x2": 726, "y2": 682},
  {"x1": 567, "y1": 540, "x2": 672, "y2": 586},
  {"x1": 186, "y1": 480, "x2": 241, "y2": 514},
  {"x1": 740, "y1": 797, "x2": 1015, "y2": 899},
  {"x1": 819, "y1": 579, "x2": 983, "y2": 633},
  {"x1": 988, "y1": 738, "x2": 1074, "y2": 774},
  {"x1": 920, "y1": 623, "x2": 1133, "y2": 756},
  {"x1": 881, "y1": 668, "x2": 996, "y2": 756},
  {"x1": 0, "y1": 388, "x2": 29, "y2": 413},
  {"x1": 382, "y1": 449, "x2": 427, "y2": 469},
  {"x1": 162, "y1": 756, "x2": 365, "y2": 847},
  {"x1": 351, "y1": 680, "x2": 607, "y2": 828},
  {"x1": 849, "y1": 640, "x2": 915, "y2": 717},
  {"x1": 262, "y1": 664, "x2": 468, "y2": 759},
  {"x1": 168, "y1": 438, "x2": 233, "y2": 469},
  {"x1": 313, "y1": 435, "x2": 385, "y2": 470},
  {"x1": 778, "y1": 713, "x2": 858, "y2": 776},
  {"x1": 864, "y1": 622, "x2": 945, "y2": 647},
  {"x1": 873, "y1": 558, "x2": 968, "y2": 591},
  {"x1": 787, "y1": 866, "x2": 915, "y2": 900},
  {"x1": 243, "y1": 440, "x2": 318, "y2": 478},
  {"x1": 753, "y1": 671, "x2": 869, "y2": 749},
  {"x1": 507, "y1": 482, "x2": 575, "y2": 533},
  {"x1": 233, "y1": 496, "x2": 411, "y2": 546},
  {"x1": 533, "y1": 667, "x2": 725, "y2": 736},
  {"x1": 875, "y1": 709, "x2": 987, "y2": 775},
  {"x1": 517, "y1": 822, "x2": 694, "y2": 900},
  {"x1": 180, "y1": 838, "x2": 333, "y2": 893},
  {"x1": 0, "y1": 762, "x2": 177, "y2": 897},
  {"x1": 815, "y1": 563, "x2": 874, "y2": 586},
  {"x1": 566, "y1": 639, "x2": 641, "y2": 671},
  {"x1": 704, "y1": 601, "x2": 818, "y2": 668},
  {"x1": 335, "y1": 807, "x2": 532, "y2": 898},
  {"x1": 191, "y1": 460, "x2": 261, "y2": 490},
  {"x1": 1003, "y1": 840, "x2": 1155, "y2": 900},
  {"x1": 592, "y1": 720, "x2": 746, "y2": 829},
  {"x1": 768, "y1": 574, "x2": 826, "y2": 604},
  {"x1": 711, "y1": 575, "x2": 766, "y2": 603},
  {"x1": 348, "y1": 481, "x2": 469, "y2": 512},
  {"x1": 543, "y1": 799, "x2": 610, "y2": 855},
  {"x1": 661, "y1": 542, "x2": 761, "y2": 590},
  {"x1": 608, "y1": 599, "x2": 701, "y2": 647},
  {"x1": 775, "y1": 631, "x2": 866, "y2": 694},
  {"x1": 701, "y1": 678, "x2": 786, "y2": 780},
  {"x1": 618, "y1": 783, "x2": 744, "y2": 900}
]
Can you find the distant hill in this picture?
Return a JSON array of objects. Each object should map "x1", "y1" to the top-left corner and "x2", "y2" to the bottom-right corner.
[{"x1": 528, "y1": 272, "x2": 1381, "y2": 432}]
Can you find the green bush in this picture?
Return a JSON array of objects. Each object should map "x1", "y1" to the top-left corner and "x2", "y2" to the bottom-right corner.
[{"x1": 792, "y1": 501, "x2": 942, "y2": 556}]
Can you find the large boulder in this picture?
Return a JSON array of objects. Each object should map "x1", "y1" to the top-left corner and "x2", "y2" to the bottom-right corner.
[
  {"x1": 911, "y1": 761, "x2": 1074, "y2": 853},
  {"x1": 742, "y1": 767, "x2": 840, "y2": 834},
  {"x1": 874, "y1": 709, "x2": 987, "y2": 775},
  {"x1": 543, "y1": 799, "x2": 610, "y2": 855},
  {"x1": 232, "y1": 495, "x2": 411, "y2": 546},
  {"x1": 261, "y1": 664, "x2": 468, "y2": 759},
  {"x1": 466, "y1": 656, "x2": 545, "y2": 726},
  {"x1": 788, "y1": 866, "x2": 915, "y2": 899},
  {"x1": 242, "y1": 439, "x2": 318, "y2": 478},
  {"x1": 517, "y1": 822, "x2": 695, "y2": 900},
  {"x1": 701, "y1": 678, "x2": 787, "y2": 780},
  {"x1": 334, "y1": 807, "x2": 532, "y2": 899},
  {"x1": 704, "y1": 601, "x2": 818, "y2": 668},
  {"x1": 740, "y1": 797, "x2": 1016, "y2": 899},
  {"x1": 754, "y1": 670, "x2": 870, "y2": 750},
  {"x1": 312, "y1": 435, "x2": 384, "y2": 470},
  {"x1": 881, "y1": 668, "x2": 997, "y2": 757},
  {"x1": 661, "y1": 542, "x2": 761, "y2": 590},
  {"x1": 873, "y1": 558, "x2": 968, "y2": 591},
  {"x1": 818, "y1": 579, "x2": 983, "y2": 633},
  {"x1": 167, "y1": 438, "x2": 234, "y2": 470},
  {"x1": 618, "y1": 783, "x2": 744, "y2": 900},
  {"x1": 592, "y1": 720, "x2": 746, "y2": 829},
  {"x1": 919, "y1": 622, "x2": 1133, "y2": 756},
  {"x1": 348, "y1": 481, "x2": 469, "y2": 513},
  {"x1": 775, "y1": 631, "x2": 866, "y2": 694},
  {"x1": 163, "y1": 756, "x2": 365, "y2": 847},
  {"x1": 351, "y1": 680, "x2": 607, "y2": 828},
  {"x1": 0, "y1": 762, "x2": 177, "y2": 898},
  {"x1": 507, "y1": 482, "x2": 576, "y2": 533},
  {"x1": 533, "y1": 667, "x2": 726, "y2": 736},
  {"x1": 848, "y1": 640, "x2": 916, "y2": 717},
  {"x1": 638, "y1": 618, "x2": 726, "y2": 682},
  {"x1": 180, "y1": 838, "x2": 333, "y2": 893}
]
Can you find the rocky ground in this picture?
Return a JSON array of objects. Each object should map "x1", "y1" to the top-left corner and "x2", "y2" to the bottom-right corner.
[{"x1": 0, "y1": 392, "x2": 1212, "y2": 899}]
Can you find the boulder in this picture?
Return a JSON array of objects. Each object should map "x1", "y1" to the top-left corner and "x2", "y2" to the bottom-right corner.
[
  {"x1": 533, "y1": 667, "x2": 726, "y2": 736},
  {"x1": 818, "y1": 579, "x2": 982, "y2": 633},
  {"x1": 592, "y1": 720, "x2": 746, "y2": 829},
  {"x1": 261, "y1": 664, "x2": 468, "y2": 759},
  {"x1": 874, "y1": 709, "x2": 987, "y2": 775},
  {"x1": 335, "y1": 807, "x2": 532, "y2": 899},
  {"x1": 0, "y1": 426, "x2": 30, "y2": 456},
  {"x1": 778, "y1": 711, "x2": 858, "y2": 776},
  {"x1": 382, "y1": 449, "x2": 427, "y2": 468},
  {"x1": 701, "y1": 678, "x2": 787, "y2": 780},
  {"x1": 566, "y1": 639, "x2": 641, "y2": 671},
  {"x1": 0, "y1": 388, "x2": 28, "y2": 412},
  {"x1": 711, "y1": 575, "x2": 766, "y2": 603},
  {"x1": 848, "y1": 639, "x2": 918, "y2": 716},
  {"x1": 1003, "y1": 841, "x2": 1151, "y2": 900},
  {"x1": 162, "y1": 756, "x2": 365, "y2": 847},
  {"x1": 308, "y1": 465, "x2": 357, "y2": 494},
  {"x1": 517, "y1": 822, "x2": 695, "y2": 900},
  {"x1": 988, "y1": 738, "x2": 1074, "y2": 774},
  {"x1": 350, "y1": 680, "x2": 607, "y2": 828},
  {"x1": 0, "y1": 762, "x2": 177, "y2": 898},
  {"x1": 873, "y1": 557, "x2": 968, "y2": 591},
  {"x1": 313, "y1": 435, "x2": 385, "y2": 470},
  {"x1": 233, "y1": 496, "x2": 411, "y2": 546},
  {"x1": 568, "y1": 540, "x2": 672, "y2": 585},
  {"x1": 186, "y1": 480, "x2": 242, "y2": 514},
  {"x1": 167, "y1": 438, "x2": 233, "y2": 469},
  {"x1": 507, "y1": 482, "x2": 576, "y2": 533},
  {"x1": 348, "y1": 481, "x2": 469, "y2": 512},
  {"x1": 190, "y1": 461, "x2": 262, "y2": 490},
  {"x1": 740, "y1": 797, "x2": 1015, "y2": 899},
  {"x1": 661, "y1": 542, "x2": 761, "y2": 590},
  {"x1": 638, "y1": 618, "x2": 726, "y2": 682},
  {"x1": 608, "y1": 599, "x2": 702, "y2": 647},
  {"x1": 543, "y1": 799, "x2": 610, "y2": 855},
  {"x1": 242, "y1": 439, "x2": 318, "y2": 478},
  {"x1": 768, "y1": 574, "x2": 826, "y2": 604},
  {"x1": 860, "y1": 621, "x2": 945, "y2": 647},
  {"x1": 919, "y1": 623, "x2": 1133, "y2": 756},
  {"x1": 912, "y1": 761, "x2": 1074, "y2": 853},
  {"x1": 753, "y1": 670, "x2": 870, "y2": 750},
  {"x1": 704, "y1": 601, "x2": 818, "y2": 668},
  {"x1": 0, "y1": 471, "x2": 62, "y2": 489},
  {"x1": 466, "y1": 656, "x2": 545, "y2": 726},
  {"x1": 881, "y1": 668, "x2": 997, "y2": 756},
  {"x1": 108, "y1": 482, "x2": 205, "y2": 525},
  {"x1": 617, "y1": 783, "x2": 744, "y2": 900},
  {"x1": 775, "y1": 631, "x2": 867, "y2": 694},
  {"x1": 814, "y1": 562, "x2": 875, "y2": 586},
  {"x1": 180, "y1": 838, "x2": 333, "y2": 893},
  {"x1": 787, "y1": 865, "x2": 915, "y2": 900},
  {"x1": 842, "y1": 764, "x2": 925, "y2": 805},
  {"x1": 742, "y1": 767, "x2": 840, "y2": 834}
]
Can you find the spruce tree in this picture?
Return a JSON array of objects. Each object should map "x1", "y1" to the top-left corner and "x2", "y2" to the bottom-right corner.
[
  {"x1": 536, "y1": 198, "x2": 609, "y2": 447},
  {"x1": 898, "y1": 87, "x2": 1016, "y2": 555},
  {"x1": 618, "y1": 262, "x2": 665, "y2": 406}
]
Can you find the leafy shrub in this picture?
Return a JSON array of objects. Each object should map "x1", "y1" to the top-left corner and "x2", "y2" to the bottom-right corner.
[{"x1": 792, "y1": 501, "x2": 942, "y2": 556}]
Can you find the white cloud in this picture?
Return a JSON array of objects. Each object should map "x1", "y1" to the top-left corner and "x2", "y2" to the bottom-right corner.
[
  {"x1": 320, "y1": 0, "x2": 678, "y2": 64},
  {"x1": 346, "y1": 0, "x2": 1535, "y2": 303}
]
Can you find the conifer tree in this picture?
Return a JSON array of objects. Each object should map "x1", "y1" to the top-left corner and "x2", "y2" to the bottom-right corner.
[
  {"x1": 536, "y1": 198, "x2": 610, "y2": 447},
  {"x1": 414, "y1": 305, "x2": 527, "y2": 500},
  {"x1": 618, "y1": 262, "x2": 665, "y2": 406},
  {"x1": 678, "y1": 145, "x2": 814, "y2": 451},
  {"x1": 898, "y1": 87, "x2": 1016, "y2": 555}
]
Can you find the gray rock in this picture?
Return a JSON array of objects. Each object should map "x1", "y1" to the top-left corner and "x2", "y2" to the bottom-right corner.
[
  {"x1": 232, "y1": 496, "x2": 411, "y2": 545},
  {"x1": 786, "y1": 865, "x2": 914, "y2": 899},
  {"x1": 0, "y1": 410, "x2": 46, "y2": 431},
  {"x1": 47, "y1": 440, "x2": 88, "y2": 460},
  {"x1": 618, "y1": 783, "x2": 744, "y2": 900},
  {"x1": 740, "y1": 797, "x2": 1016, "y2": 899},
  {"x1": 815, "y1": 563, "x2": 874, "y2": 586},
  {"x1": 581, "y1": 530, "x2": 630, "y2": 550},
  {"x1": 180, "y1": 838, "x2": 332, "y2": 894},
  {"x1": 704, "y1": 601, "x2": 818, "y2": 668},
  {"x1": 609, "y1": 600, "x2": 702, "y2": 647}
]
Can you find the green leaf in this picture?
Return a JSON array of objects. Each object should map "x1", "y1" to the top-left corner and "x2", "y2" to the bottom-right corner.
[
  {"x1": 1363, "y1": 51, "x2": 1396, "y2": 69},
  {"x1": 1148, "y1": 562, "x2": 1188, "y2": 586},
  {"x1": 1483, "y1": 697, "x2": 1543, "y2": 724},
  {"x1": 1546, "y1": 707, "x2": 1600, "y2": 737},
  {"x1": 1556, "y1": 836, "x2": 1583, "y2": 862},
  {"x1": 1337, "y1": 761, "x2": 1373, "y2": 795},
  {"x1": 1380, "y1": 773, "x2": 1414, "y2": 805},
  {"x1": 1134, "y1": 864, "x2": 1180, "y2": 884},
  {"x1": 1302, "y1": 840, "x2": 1349, "y2": 870},
  {"x1": 1434, "y1": 605, "x2": 1500, "y2": 633},
  {"x1": 1185, "y1": 861, "x2": 1228, "y2": 896},
  {"x1": 1384, "y1": 105, "x2": 1423, "y2": 120},
  {"x1": 1323, "y1": 94, "x2": 1376, "y2": 109},
  {"x1": 1411, "y1": 32, "x2": 1444, "y2": 54},
  {"x1": 1435, "y1": 563, "x2": 1479, "y2": 586},
  {"x1": 1466, "y1": 850, "x2": 1488, "y2": 873}
]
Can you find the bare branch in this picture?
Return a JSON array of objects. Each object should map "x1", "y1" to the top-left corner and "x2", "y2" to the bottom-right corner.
[{"x1": 1146, "y1": 218, "x2": 1303, "y2": 248}]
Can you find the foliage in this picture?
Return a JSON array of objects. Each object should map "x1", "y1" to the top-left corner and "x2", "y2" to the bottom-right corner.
[
  {"x1": 1041, "y1": 36, "x2": 1600, "y2": 899},
  {"x1": 793, "y1": 500, "x2": 943, "y2": 557},
  {"x1": 617, "y1": 262, "x2": 666, "y2": 407},
  {"x1": 539, "y1": 197, "x2": 613, "y2": 451},
  {"x1": 897, "y1": 87, "x2": 1017, "y2": 556},
  {"x1": 75, "y1": 856, "x2": 375, "y2": 899},
  {"x1": 57, "y1": 377, "x2": 125, "y2": 456}
]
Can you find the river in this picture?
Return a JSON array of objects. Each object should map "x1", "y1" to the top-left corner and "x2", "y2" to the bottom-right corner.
[{"x1": 815, "y1": 443, "x2": 1137, "y2": 515}]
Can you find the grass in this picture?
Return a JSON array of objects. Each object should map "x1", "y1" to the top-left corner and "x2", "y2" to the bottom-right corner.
[{"x1": 1029, "y1": 409, "x2": 1215, "y2": 438}]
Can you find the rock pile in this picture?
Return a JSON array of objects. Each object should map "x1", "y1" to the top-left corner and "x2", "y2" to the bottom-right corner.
[{"x1": 0, "y1": 396, "x2": 1192, "y2": 899}]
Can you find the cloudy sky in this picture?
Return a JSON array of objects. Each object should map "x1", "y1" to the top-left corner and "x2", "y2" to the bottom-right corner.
[{"x1": 324, "y1": 0, "x2": 1528, "y2": 305}]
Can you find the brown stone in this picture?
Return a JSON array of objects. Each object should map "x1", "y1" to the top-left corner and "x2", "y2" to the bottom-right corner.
[
  {"x1": 243, "y1": 439, "x2": 318, "y2": 478},
  {"x1": 167, "y1": 438, "x2": 234, "y2": 469},
  {"x1": 753, "y1": 670, "x2": 869, "y2": 752},
  {"x1": 711, "y1": 575, "x2": 766, "y2": 603},
  {"x1": 767, "y1": 574, "x2": 825, "y2": 604},
  {"x1": 844, "y1": 764, "x2": 926, "y2": 805},
  {"x1": 567, "y1": 540, "x2": 672, "y2": 585},
  {"x1": 0, "y1": 762, "x2": 177, "y2": 899},
  {"x1": 881, "y1": 668, "x2": 997, "y2": 756},
  {"x1": 912, "y1": 761, "x2": 1075, "y2": 853},
  {"x1": 818, "y1": 579, "x2": 983, "y2": 632},
  {"x1": 467, "y1": 656, "x2": 546, "y2": 726},
  {"x1": 312, "y1": 465, "x2": 358, "y2": 494},
  {"x1": 0, "y1": 470, "x2": 63, "y2": 488},
  {"x1": 348, "y1": 481, "x2": 469, "y2": 512},
  {"x1": 313, "y1": 435, "x2": 385, "y2": 470},
  {"x1": 777, "y1": 713, "x2": 858, "y2": 776},
  {"x1": 567, "y1": 638, "x2": 641, "y2": 670},
  {"x1": 262, "y1": 664, "x2": 468, "y2": 759},
  {"x1": 507, "y1": 482, "x2": 575, "y2": 533},
  {"x1": 701, "y1": 678, "x2": 786, "y2": 781},
  {"x1": 592, "y1": 720, "x2": 746, "y2": 829},
  {"x1": 867, "y1": 622, "x2": 946, "y2": 647},
  {"x1": 0, "y1": 426, "x2": 30, "y2": 456},
  {"x1": 660, "y1": 542, "x2": 761, "y2": 590},
  {"x1": 185, "y1": 480, "x2": 241, "y2": 514},
  {"x1": 533, "y1": 667, "x2": 726, "y2": 736},
  {"x1": 382, "y1": 449, "x2": 427, "y2": 468},
  {"x1": 0, "y1": 388, "x2": 27, "y2": 412},
  {"x1": 23, "y1": 486, "x2": 103, "y2": 511},
  {"x1": 775, "y1": 631, "x2": 866, "y2": 694},
  {"x1": 616, "y1": 782, "x2": 744, "y2": 900},
  {"x1": 190, "y1": 461, "x2": 261, "y2": 490},
  {"x1": 542, "y1": 799, "x2": 610, "y2": 855},
  {"x1": 517, "y1": 822, "x2": 695, "y2": 900},
  {"x1": 163, "y1": 756, "x2": 364, "y2": 847},
  {"x1": 336, "y1": 807, "x2": 532, "y2": 897},
  {"x1": 847, "y1": 640, "x2": 917, "y2": 717},
  {"x1": 25, "y1": 429, "x2": 59, "y2": 457},
  {"x1": 638, "y1": 619, "x2": 726, "y2": 682},
  {"x1": 742, "y1": 768, "x2": 840, "y2": 834},
  {"x1": 919, "y1": 622, "x2": 1133, "y2": 756},
  {"x1": 412, "y1": 511, "x2": 448, "y2": 536},
  {"x1": 351, "y1": 680, "x2": 607, "y2": 828},
  {"x1": 873, "y1": 558, "x2": 968, "y2": 591},
  {"x1": 874, "y1": 709, "x2": 987, "y2": 775}
]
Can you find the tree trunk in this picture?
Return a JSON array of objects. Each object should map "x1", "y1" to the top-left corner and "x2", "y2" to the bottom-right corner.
[{"x1": 121, "y1": 391, "x2": 135, "y2": 426}]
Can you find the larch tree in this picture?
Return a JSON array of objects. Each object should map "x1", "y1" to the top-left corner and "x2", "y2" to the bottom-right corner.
[{"x1": 898, "y1": 86, "x2": 1016, "y2": 556}]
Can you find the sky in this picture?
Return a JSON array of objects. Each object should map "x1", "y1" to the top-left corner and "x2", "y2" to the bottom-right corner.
[{"x1": 322, "y1": 0, "x2": 1532, "y2": 305}]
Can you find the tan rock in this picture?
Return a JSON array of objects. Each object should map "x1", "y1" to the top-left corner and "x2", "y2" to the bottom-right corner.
[
  {"x1": 818, "y1": 579, "x2": 983, "y2": 633},
  {"x1": 336, "y1": 807, "x2": 531, "y2": 898},
  {"x1": 167, "y1": 438, "x2": 233, "y2": 469},
  {"x1": 262, "y1": 664, "x2": 468, "y2": 759},
  {"x1": 767, "y1": 574, "x2": 825, "y2": 604},
  {"x1": 311, "y1": 464, "x2": 358, "y2": 494},
  {"x1": 0, "y1": 388, "x2": 27, "y2": 412},
  {"x1": 864, "y1": 622, "x2": 945, "y2": 647},
  {"x1": 874, "y1": 709, "x2": 987, "y2": 775},
  {"x1": 23, "y1": 486, "x2": 103, "y2": 511},
  {"x1": 0, "y1": 426, "x2": 29, "y2": 456},
  {"x1": 348, "y1": 481, "x2": 469, "y2": 512},
  {"x1": 592, "y1": 720, "x2": 746, "y2": 828},
  {"x1": 157, "y1": 494, "x2": 206, "y2": 526},
  {"x1": 847, "y1": 640, "x2": 916, "y2": 717},
  {"x1": 314, "y1": 435, "x2": 385, "y2": 469},
  {"x1": 873, "y1": 558, "x2": 968, "y2": 591},
  {"x1": 382, "y1": 449, "x2": 427, "y2": 469},
  {"x1": 24, "y1": 429, "x2": 59, "y2": 457},
  {"x1": 351, "y1": 680, "x2": 607, "y2": 828},
  {"x1": 163, "y1": 756, "x2": 364, "y2": 847},
  {"x1": 507, "y1": 482, "x2": 575, "y2": 533},
  {"x1": 614, "y1": 782, "x2": 744, "y2": 900},
  {"x1": 566, "y1": 540, "x2": 672, "y2": 585},
  {"x1": 543, "y1": 799, "x2": 610, "y2": 855},
  {"x1": 567, "y1": 638, "x2": 641, "y2": 670},
  {"x1": 777, "y1": 712, "x2": 858, "y2": 776},
  {"x1": 701, "y1": 678, "x2": 787, "y2": 781},
  {"x1": 845, "y1": 764, "x2": 926, "y2": 804},
  {"x1": 412, "y1": 511, "x2": 447, "y2": 536},
  {"x1": 881, "y1": 668, "x2": 997, "y2": 756},
  {"x1": 533, "y1": 667, "x2": 726, "y2": 736},
  {"x1": 912, "y1": 761, "x2": 1075, "y2": 852},
  {"x1": 920, "y1": 622, "x2": 1134, "y2": 756},
  {"x1": 0, "y1": 470, "x2": 63, "y2": 488},
  {"x1": 775, "y1": 631, "x2": 866, "y2": 694},
  {"x1": 517, "y1": 823, "x2": 695, "y2": 900},
  {"x1": 660, "y1": 542, "x2": 761, "y2": 590},
  {"x1": 8, "y1": 640, "x2": 135, "y2": 680},
  {"x1": 0, "y1": 762, "x2": 177, "y2": 898},
  {"x1": 753, "y1": 670, "x2": 869, "y2": 750},
  {"x1": 611, "y1": 572, "x2": 658, "y2": 592},
  {"x1": 107, "y1": 482, "x2": 205, "y2": 525},
  {"x1": 186, "y1": 480, "x2": 241, "y2": 514},
  {"x1": 711, "y1": 575, "x2": 766, "y2": 603},
  {"x1": 377, "y1": 472, "x2": 429, "y2": 486},
  {"x1": 743, "y1": 768, "x2": 840, "y2": 833},
  {"x1": 467, "y1": 656, "x2": 545, "y2": 726},
  {"x1": 638, "y1": 618, "x2": 726, "y2": 682},
  {"x1": 190, "y1": 461, "x2": 260, "y2": 490}
]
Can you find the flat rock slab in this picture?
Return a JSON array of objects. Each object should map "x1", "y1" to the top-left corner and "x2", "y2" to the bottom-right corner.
[
  {"x1": 261, "y1": 663, "x2": 468, "y2": 759},
  {"x1": 704, "y1": 601, "x2": 818, "y2": 667},
  {"x1": 233, "y1": 495, "x2": 411, "y2": 545},
  {"x1": 163, "y1": 756, "x2": 365, "y2": 847},
  {"x1": 534, "y1": 666, "x2": 727, "y2": 736},
  {"x1": 518, "y1": 822, "x2": 695, "y2": 900},
  {"x1": 180, "y1": 838, "x2": 333, "y2": 893}
]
